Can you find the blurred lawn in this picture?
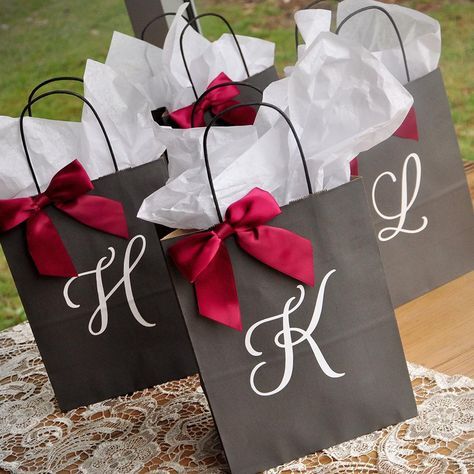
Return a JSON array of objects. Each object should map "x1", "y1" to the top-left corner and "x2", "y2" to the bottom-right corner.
[{"x1": 0, "y1": 0, "x2": 472, "y2": 330}]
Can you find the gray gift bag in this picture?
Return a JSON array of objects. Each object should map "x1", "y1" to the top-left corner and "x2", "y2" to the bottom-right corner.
[
  {"x1": 337, "y1": 6, "x2": 474, "y2": 307},
  {"x1": 180, "y1": 13, "x2": 278, "y2": 98},
  {"x1": 162, "y1": 103, "x2": 417, "y2": 473},
  {"x1": 0, "y1": 90, "x2": 197, "y2": 411},
  {"x1": 154, "y1": 12, "x2": 279, "y2": 128},
  {"x1": 151, "y1": 12, "x2": 278, "y2": 128}
]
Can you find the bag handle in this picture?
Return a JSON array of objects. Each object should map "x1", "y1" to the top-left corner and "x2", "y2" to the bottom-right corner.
[
  {"x1": 26, "y1": 76, "x2": 84, "y2": 117},
  {"x1": 336, "y1": 5, "x2": 410, "y2": 83},
  {"x1": 180, "y1": 13, "x2": 250, "y2": 100},
  {"x1": 19, "y1": 90, "x2": 118, "y2": 194},
  {"x1": 294, "y1": 0, "x2": 334, "y2": 53},
  {"x1": 140, "y1": 11, "x2": 189, "y2": 40},
  {"x1": 203, "y1": 102, "x2": 312, "y2": 222},
  {"x1": 191, "y1": 81, "x2": 263, "y2": 127}
]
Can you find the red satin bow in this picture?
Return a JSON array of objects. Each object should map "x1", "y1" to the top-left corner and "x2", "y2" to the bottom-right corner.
[
  {"x1": 169, "y1": 72, "x2": 257, "y2": 128},
  {"x1": 0, "y1": 160, "x2": 129, "y2": 277},
  {"x1": 168, "y1": 188, "x2": 315, "y2": 331}
]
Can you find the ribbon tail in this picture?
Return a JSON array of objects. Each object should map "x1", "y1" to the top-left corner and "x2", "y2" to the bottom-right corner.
[
  {"x1": 194, "y1": 244, "x2": 242, "y2": 331},
  {"x1": 394, "y1": 106, "x2": 419, "y2": 141},
  {"x1": 350, "y1": 158, "x2": 359, "y2": 176},
  {"x1": 212, "y1": 101, "x2": 257, "y2": 126},
  {"x1": 56, "y1": 195, "x2": 129, "y2": 239},
  {"x1": 237, "y1": 226, "x2": 315, "y2": 287},
  {"x1": 26, "y1": 211, "x2": 77, "y2": 277}
]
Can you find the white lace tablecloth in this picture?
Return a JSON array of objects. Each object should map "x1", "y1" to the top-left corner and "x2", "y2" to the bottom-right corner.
[{"x1": 0, "y1": 322, "x2": 473, "y2": 473}]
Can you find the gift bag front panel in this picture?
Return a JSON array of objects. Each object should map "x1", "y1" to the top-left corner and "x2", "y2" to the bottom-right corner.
[
  {"x1": 1, "y1": 158, "x2": 197, "y2": 411},
  {"x1": 358, "y1": 68, "x2": 474, "y2": 307},
  {"x1": 165, "y1": 179, "x2": 416, "y2": 474}
]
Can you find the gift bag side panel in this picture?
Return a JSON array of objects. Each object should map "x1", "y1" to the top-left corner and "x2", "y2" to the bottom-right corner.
[{"x1": 238, "y1": 66, "x2": 279, "y2": 103}]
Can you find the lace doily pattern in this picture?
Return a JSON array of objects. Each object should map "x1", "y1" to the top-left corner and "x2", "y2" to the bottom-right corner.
[{"x1": 0, "y1": 323, "x2": 473, "y2": 473}]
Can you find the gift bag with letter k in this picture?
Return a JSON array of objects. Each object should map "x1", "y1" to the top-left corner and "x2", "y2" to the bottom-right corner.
[{"x1": 162, "y1": 103, "x2": 417, "y2": 474}]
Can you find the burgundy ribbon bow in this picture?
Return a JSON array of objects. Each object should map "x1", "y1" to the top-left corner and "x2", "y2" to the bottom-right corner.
[
  {"x1": 350, "y1": 106, "x2": 419, "y2": 176},
  {"x1": 169, "y1": 72, "x2": 257, "y2": 128},
  {"x1": 394, "y1": 106, "x2": 418, "y2": 141},
  {"x1": 0, "y1": 160, "x2": 129, "y2": 277},
  {"x1": 168, "y1": 188, "x2": 315, "y2": 331}
]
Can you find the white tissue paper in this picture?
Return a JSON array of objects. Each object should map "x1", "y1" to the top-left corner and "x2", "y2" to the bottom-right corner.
[
  {"x1": 138, "y1": 31, "x2": 413, "y2": 230},
  {"x1": 82, "y1": 58, "x2": 165, "y2": 177},
  {"x1": 138, "y1": 125, "x2": 259, "y2": 229},
  {"x1": 296, "y1": 9, "x2": 332, "y2": 49},
  {"x1": 105, "y1": 2, "x2": 275, "y2": 112},
  {"x1": 105, "y1": 31, "x2": 169, "y2": 107},
  {"x1": 336, "y1": 0, "x2": 441, "y2": 84},
  {"x1": 0, "y1": 116, "x2": 88, "y2": 198},
  {"x1": 103, "y1": 2, "x2": 275, "y2": 185},
  {"x1": 189, "y1": 34, "x2": 275, "y2": 100},
  {"x1": 260, "y1": 32, "x2": 413, "y2": 192},
  {"x1": 285, "y1": 9, "x2": 332, "y2": 77},
  {"x1": 107, "y1": 46, "x2": 263, "y2": 184},
  {"x1": 155, "y1": 125, "x2": 257, "y2": 179},
  {"x1": 103, "y1": 0, "x2": 275, "y2": 183},
  {"x1": 0, "y1": 58, "x2": 164, "y2": 199},
  {"x1": 105, "y1": 3, "x2": 198, "y2": 110}
]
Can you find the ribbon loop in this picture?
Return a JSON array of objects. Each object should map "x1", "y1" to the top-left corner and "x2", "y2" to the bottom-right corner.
[
  {"x1": 0, "y1": 160, "x2": 129, "y2": 277},
  {"x1": 169, "y1": 72, "x2": 257, "y2": 129},
  {"x1": 226, "y1": 187, "x2": 282, "y2": 227},
  {"x1": 169, "y1": 188, "x2": 314, "y2": 331}
]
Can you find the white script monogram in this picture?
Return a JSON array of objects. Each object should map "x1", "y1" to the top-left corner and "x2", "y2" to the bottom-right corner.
[
  {"x1": 372, "y1": 153, "x2": 428, "y2": 242},
  {"x1": 244, "y1": 269, "x2": 345, "y2": 396},
  {"x1": 63, "y1": 234, "x2": 156, "y2": 336}
]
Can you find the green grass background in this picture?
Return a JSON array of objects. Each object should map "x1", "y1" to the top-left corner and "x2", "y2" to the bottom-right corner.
[{"x1": 0, "y1": 0, "x2": 472, "y2": 330}]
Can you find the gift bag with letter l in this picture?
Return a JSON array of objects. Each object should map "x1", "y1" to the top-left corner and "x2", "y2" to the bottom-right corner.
[
  {"x1": 0, "y1": 90, "x2": 196, "y2": 411},
  {"x1": 337, "y1": 1, "x2": 474, "y2": 307},
  {"x1": 162, "y1": 103, "x2": 417, "y2": 473}
]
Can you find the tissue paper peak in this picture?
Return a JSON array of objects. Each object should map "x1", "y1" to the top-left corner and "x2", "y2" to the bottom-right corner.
[{"x1": 336, "y1": 0, "x2": 441, "y2": 84}]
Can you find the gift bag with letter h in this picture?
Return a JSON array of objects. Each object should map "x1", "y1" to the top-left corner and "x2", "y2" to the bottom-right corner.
[{"x1": 0, "y1": 90, "x2": 196, "y2": 411}]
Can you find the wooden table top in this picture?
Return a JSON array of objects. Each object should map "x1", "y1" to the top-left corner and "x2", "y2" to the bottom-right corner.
[{"x1": 395, "y1": 162, "x2": 474, "y2": 378}]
